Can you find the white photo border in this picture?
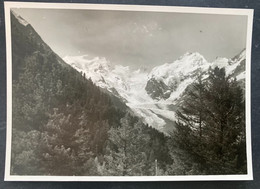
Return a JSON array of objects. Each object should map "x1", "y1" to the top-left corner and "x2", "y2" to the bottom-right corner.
[{"x1": 4, "y1": 1, "x2": 254, "y2": 181}]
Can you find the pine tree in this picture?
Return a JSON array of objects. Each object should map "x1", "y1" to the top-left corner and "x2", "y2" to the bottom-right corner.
[
  {"x1": 203, "y1": 67, "x2": 246, "y2": 174},
  {"x1": 173, "y1": 67, "x2": 246, "y2": 174},
  {"x1": 104, "y1": 113, "x2": 151, "y2": 176},
  {"x1": 176, "y1": 73, "x2": 206, "y2": 138},
  {"x1": 174, "y1": 73, "x2": 207, "y2": 173}
]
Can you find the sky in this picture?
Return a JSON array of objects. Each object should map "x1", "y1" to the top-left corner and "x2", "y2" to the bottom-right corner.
[{"x1": 13, "y1": 8, "x2": 248, "y2": 69}]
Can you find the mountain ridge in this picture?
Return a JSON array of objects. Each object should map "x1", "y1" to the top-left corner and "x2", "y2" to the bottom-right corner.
[{"x1": 63, "y1": 49, "x2": 246, "y2": 134}]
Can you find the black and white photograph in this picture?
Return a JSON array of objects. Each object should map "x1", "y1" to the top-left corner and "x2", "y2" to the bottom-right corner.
[{"x1": 4, "y1": 2, "x2": 253, "y2": 181}]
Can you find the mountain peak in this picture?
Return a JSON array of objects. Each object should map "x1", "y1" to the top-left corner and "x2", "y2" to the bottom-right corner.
[
  {"x1": 178, "y1": 52, "x2": 207, "y2": 64},
  {"x1": 63, "y1": 55, "x2": 111, "y2": 72},
  {"x1": 182, "y1": 51, "x2": 203, "y2": 57},
  {"x1": 149, "y1": 52, "x2": 208, "y2": 81}
]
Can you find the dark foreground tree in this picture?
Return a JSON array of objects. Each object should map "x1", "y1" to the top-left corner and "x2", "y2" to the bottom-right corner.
[
  {"x1": 173, "y1": 67, "x2": 246, "y2": 175},
  {"x1": 204, "y1": 67, "x2": 246, "y2": 174}
]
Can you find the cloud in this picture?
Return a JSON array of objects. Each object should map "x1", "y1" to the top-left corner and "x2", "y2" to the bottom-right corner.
[{"x1": 14, "y1": 8, "x2": 247, "y2": 69}]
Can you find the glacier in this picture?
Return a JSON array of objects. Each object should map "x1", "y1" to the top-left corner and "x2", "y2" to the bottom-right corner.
[{"x1": 63, "y1": 49, "x2": 246, "y2": 134}]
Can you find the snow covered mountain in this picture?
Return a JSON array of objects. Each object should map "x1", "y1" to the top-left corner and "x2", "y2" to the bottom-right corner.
[
  {"x1": 146, "y1": 49, "x2": 246, "y2": 102},
  {"x1": 146, "y1": 52, "x2": 208, "y2": 101},
  {"x1": 63, "y1": 49, "x2": 246, "y2": 134},
  {"x1": 63, "y1": 55, "x2": 150, "y2": 103}
]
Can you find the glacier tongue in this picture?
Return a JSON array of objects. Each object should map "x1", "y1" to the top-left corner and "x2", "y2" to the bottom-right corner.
[
  {"x1": 63, "y1": 49, "x2": 246, "y2": 134},
  {"x1": 63, "y1": 55, "x2": 171, "y2": 133}
]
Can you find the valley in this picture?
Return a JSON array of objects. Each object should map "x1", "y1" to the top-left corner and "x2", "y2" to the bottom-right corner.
[{"x1": 63, "y1": 49, "x2": 246, "y2": 134}]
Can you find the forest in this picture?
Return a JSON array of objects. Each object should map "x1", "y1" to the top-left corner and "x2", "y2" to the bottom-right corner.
[{"x1": 10, "y1": 11, "x2": 247, "y2": 176}]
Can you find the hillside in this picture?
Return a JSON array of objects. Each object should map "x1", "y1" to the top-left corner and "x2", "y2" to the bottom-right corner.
[{"x1": 10, "y1": 10, "x2": 172, "y2": 176}]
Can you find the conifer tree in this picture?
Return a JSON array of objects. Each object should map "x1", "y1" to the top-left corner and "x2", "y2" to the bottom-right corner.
[
  {"x1": 174, "y1": 73, "x2": 207, "y2": 173},
  {"x1": 173, "y1": 67, "x2": 246, "y2": 174},
  {"x1": 203, "y1": 67, "x2": 246, "y2": 173},
  {"x1": 104, "y1": 113, "x2": 151, "y2": 176}
]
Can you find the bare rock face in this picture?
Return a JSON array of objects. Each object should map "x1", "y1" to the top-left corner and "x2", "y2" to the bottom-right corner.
[{"x1": 145, "y1": 78, "x2": 172, "y2": 100}]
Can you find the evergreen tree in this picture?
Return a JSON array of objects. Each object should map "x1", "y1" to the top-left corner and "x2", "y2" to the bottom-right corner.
[
  {"x1": 203, "y1": 67, "x2": 246, "y2": 174},
  {"x1": 104, "y1": 113, "x2": 151, "y2": 176},
  {"x1": 173, "y1": 67, "x2": 246, "y2": 174},
  {"x1": 174, "y1": 73, "x2": 207, "y2": 174}
]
